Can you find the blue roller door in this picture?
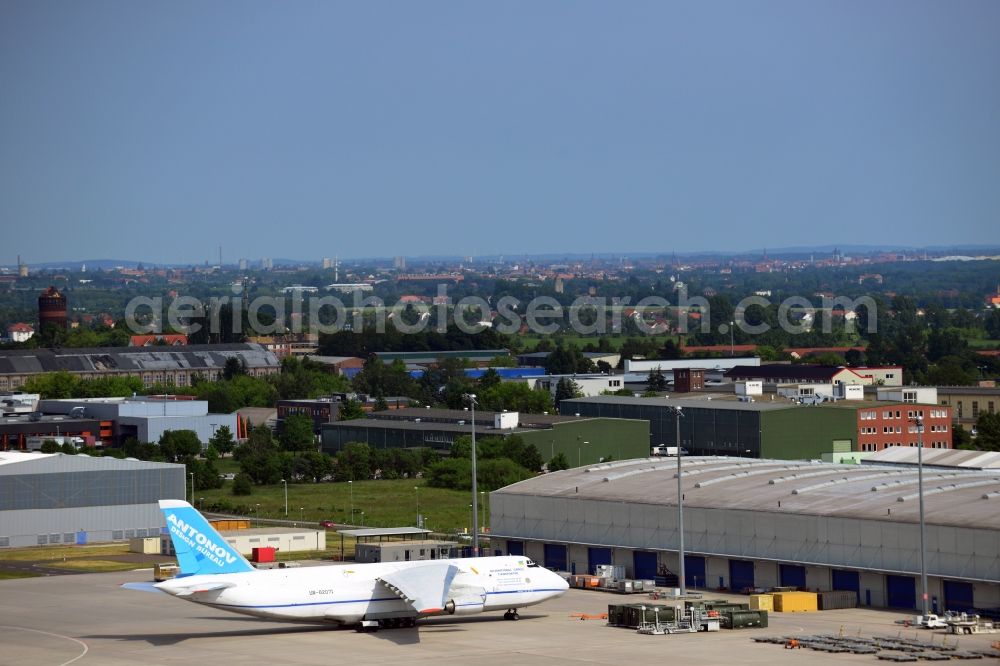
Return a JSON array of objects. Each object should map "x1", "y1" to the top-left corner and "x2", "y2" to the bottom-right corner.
[
  {"x1": 685, "y1": 555, "x2": 706, "y2": 588},
  {"x1": 729, "y1": 559, "x2": 755, "y2": 592},
  {"x1": 543, "y1": 544, "x2": 567, "y2": 571},
  {"x1": 633, "y1": 551, "x2": 658, "y2": 580},
  {"x1": 507, "y1": 540, "x2": 524, "y2": 556},
  {"x1": 943, "y1": 581, "x2": 974, "y2": 613},
  {"x1": 588, "y1": 547, "x2": 612, "y2": 574},
  {"x1": 779, "y1": 564, "x2": 806, "y2": 589},
  {"x1": 831, "y1": 569, "x2": 860, "y2": 604},
  {"x1": 886, "y1": 575, "x2": 916, "y2": 610}
]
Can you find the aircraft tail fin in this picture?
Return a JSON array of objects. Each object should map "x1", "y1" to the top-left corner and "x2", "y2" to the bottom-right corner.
[{"x1": 159, "y1": 499, "x2": 255, "y2": 576}]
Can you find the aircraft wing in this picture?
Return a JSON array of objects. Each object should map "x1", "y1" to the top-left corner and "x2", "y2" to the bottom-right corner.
[
  {"x1": 377, "y1": 563, "x2": 461, "y2": 614},
  {"x1": 121, "y1": 581, "x2": 165, "y2": 594},
  {"x1": 167, "y1": 581, "x2": 238, "y2": 597}
]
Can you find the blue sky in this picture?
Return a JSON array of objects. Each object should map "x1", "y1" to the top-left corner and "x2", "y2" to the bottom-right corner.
[{"x1": 2, "y1": 1, "x2": 999, "y2": 265}]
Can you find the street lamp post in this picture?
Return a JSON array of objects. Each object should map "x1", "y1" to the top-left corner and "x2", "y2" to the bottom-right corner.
[
  {"x1": 464, "y1": 393, "x2": 480, "y2": 557},
  {"x1": 281, "y1": 479, "x2": 288, "y2": 517},
  {"x1": 348, "y1": 480, "x2": 354, "y2": 524},
  {"x1": 414, "y1": 486, "x2": 420, "y2": 527},
  {"x1": 189, "y1": 472, "x2": 194, "y2": 504},
  {"x1": 480, "y1": 491, "x2": 485, "y2": 533},
  {"x1": 300, "y1": 506, "x2": 304, "y2": 523},
  {"x1": 198, "y1": 497, "x2": 204, "y2": 510},
  {"x1": 254, "y1": 503, "x2": 260, "y2": 528},
  {"x1": 729, "y1": 320, "x2": 735, "y2": 356},
  {"x1": 913, "y1": 416, "x2": 929, "y2": 617},
  {"x1": 674, "y1": 406, "x2": 686, "y2": 596}
]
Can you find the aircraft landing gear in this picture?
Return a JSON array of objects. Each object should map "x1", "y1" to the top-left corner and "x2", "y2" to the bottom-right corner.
[
  {"x1": 357, "y1": 619, "x2": 381, "y2": 632},
  {"x1": 503, "y1": 609, "x2": 520, "y2": 621},
  {"x1": 357, "y1": 617, "x2": 416, "y2": 632}
]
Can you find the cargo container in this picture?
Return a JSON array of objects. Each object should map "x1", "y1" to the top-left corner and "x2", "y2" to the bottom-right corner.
[
  {"x1": 818, "y1": 590, "x2": 858, "y2": 610},
  {"x1": 722, "y1": 610, "x2": 769, "y2": 628},
  {"x1": 210, "y1": 519, "x2": 251, "y2": 531},
  {"x1": 569, "y1": 575, "x2": 604, "y2": 589},
  {"x1": 595, "y1": 564, "x2": 625, "y2": 581},
  {"x1": 750, "y1": 594, "x2": 774, "y2": 611},
  {"x1": 607, "y1": 603, "x2": 677, "y2": 628},
  {"x1": 706, "y1": 602, "x2": 751, "y2": 614},
  {"x1": 153, "y1": 563, "x2": 178, "y2": 581},
  {"x1": 128, "y1": 536, "x2": 161, "y2": 554},
  {"x1": 251, "y1": 546, "x2": 276, "y2": 563},
  {"x1": 772, "y1": 591, "x2": 818, "y2": 612}
]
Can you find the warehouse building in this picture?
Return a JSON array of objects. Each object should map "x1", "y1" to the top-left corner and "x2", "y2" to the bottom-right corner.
[
  {"x1": 0, "y1": 413, "x2": 107, "y2": 451},
  {"x1": 561, "y1": 395, "x2": 952, "y2": 459},
  {"x1": 321, "y1": 408, "x2": 649, "y2": 466},
  {"x1": 490, "y1": 457, "x2": 1000, "y2": 613},
  {"x1": 0, "y1": 451, "x2": 184, "y2": 548},
  {"x1": 39, "y1": 396, "x2": 238, "y2": 447},
  {"x1": 0, "y1": 342, "x2": 280, "y2": 391}
]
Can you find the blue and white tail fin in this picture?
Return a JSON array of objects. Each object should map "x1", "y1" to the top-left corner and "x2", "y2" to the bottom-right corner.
[{"x1": 159, "y1": 499, "x2": 255, "y2": 576}]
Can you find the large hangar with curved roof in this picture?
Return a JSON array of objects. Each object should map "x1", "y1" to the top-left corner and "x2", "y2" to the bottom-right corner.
[{"x1": 490, "y1": 457, "x2": 1000, "y2": 613}]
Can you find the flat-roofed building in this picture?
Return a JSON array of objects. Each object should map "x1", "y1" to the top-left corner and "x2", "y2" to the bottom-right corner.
[
  {"x1": 936, "y1": 385, "x2": 1000, "y2": 431},
  {"x1": 561, "y1": 394, "x2": 952, "y2": 459},
  {"x1": 321, "y1": 407, "x2": 649, "y2": 466},
  {"x1": 490, "y1": 457, "x2": 1000, "y2": 612}
]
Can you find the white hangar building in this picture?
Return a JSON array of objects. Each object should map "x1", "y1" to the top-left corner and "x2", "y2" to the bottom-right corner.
[
  {"x1": 489, "y1": 457, "x2": 1000, "y2": 613},
  {"x1": 0, "y1": 451, "x2": 184, "y2": 548}
]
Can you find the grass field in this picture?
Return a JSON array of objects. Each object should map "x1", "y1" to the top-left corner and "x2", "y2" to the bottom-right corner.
[
  {"x1": 195, "y1": 478, "x2": 487, "y2": 536},
  {"x1": 0, "y1": 571, "x2": 38, "y2": 580}
]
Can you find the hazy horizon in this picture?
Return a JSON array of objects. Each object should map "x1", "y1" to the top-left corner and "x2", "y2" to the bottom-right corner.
[{"x1": 3, "y1": 1, "x2": 999, "y2": 266}]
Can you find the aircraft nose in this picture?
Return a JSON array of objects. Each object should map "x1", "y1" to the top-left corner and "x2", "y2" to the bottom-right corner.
[{"x1": 553, "y1": 570, "x2": 570, "y2": 591}]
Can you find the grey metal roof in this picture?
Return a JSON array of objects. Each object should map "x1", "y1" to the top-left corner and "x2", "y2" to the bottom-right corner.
[
  {"x1": 370, "y1": 407, "x2": 584, "y2": 426},
  {"x1": 496, "y1": 457, "x2": 1000, "y2": 530},
  {"x1": 0, "y1": 450, "x2": 183, "y2": 475},
  {"x1": 0, "y1": 343, "x2": 279, "y2": 376},
  {"x1": 863, "y1": 448, "x2": 1000, "y2": 470},
  {"x1": 322, "y1": 420, "x2": 537, "y2": 435},
  {"x1": 562, "y1": 394, "x2": 794, "y2": 412},
  {"x1": 338, "y1": 527, "x2": 431, "y2": 538},
  {"x1": 935, "y1": 386, "x2": 1000, "y2": 396}
]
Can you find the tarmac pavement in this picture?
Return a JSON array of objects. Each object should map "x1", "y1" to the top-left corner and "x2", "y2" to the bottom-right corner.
[{"x1": 0, "y1": 568, "x2": 997, "y2": 666}]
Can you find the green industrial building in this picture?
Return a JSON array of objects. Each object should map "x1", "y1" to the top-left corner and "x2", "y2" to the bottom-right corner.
[
  {"x1": 320, "y1": 407, "x2": 648, "y2": 466},
  {"x1": 561, "y1": 395, "x2": 862, "y2": 460}
]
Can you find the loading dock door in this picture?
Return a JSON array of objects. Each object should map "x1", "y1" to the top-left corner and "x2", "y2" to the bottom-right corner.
[
  {"x1": 831, "y1": 569, "x2": 860, "y2": 604},
  {"x1": 779, "y1": 564, "x2": 806, "y2": 589},
  {"x1": 633, "y1": 551, "x2": 658, "y2": 580},
  {"x1": 543, "y1": 544, "x2": 567, "y2": 571},
  {"x1": 507, "y1": 540, "x2": 524, "y2": 556},
  {"x1": 729, "y1": 559, "x2": 755, "y2": 592},
  {"x1": 588, "y1": 547, "x2": 612, "y2": 575},
  {"x1": 886, "y1": 575, "x2": 916, "y2": 610},
  {"x1": 685, "y1": 555, "x2": 706, "y2": 588},
  {"x1": 943, "y1": 581, "x2": 974, "y2": 613}
]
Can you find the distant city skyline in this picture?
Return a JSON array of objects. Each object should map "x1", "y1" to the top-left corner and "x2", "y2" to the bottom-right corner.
[
  {"x1": 6, "y1": 242, "x2": 1000, "y2": 271},
  {"x1": 2, "y1": 1, "x2": 999, "y2": 265}
]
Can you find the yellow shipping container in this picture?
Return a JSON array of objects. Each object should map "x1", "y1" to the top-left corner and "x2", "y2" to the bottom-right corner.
[
  {"x1": 772, "y1": 591, "x2": 818, "y2": 612},
  {"x1": 750, "y1": 594, "x2": 774, "y2": 611}
]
